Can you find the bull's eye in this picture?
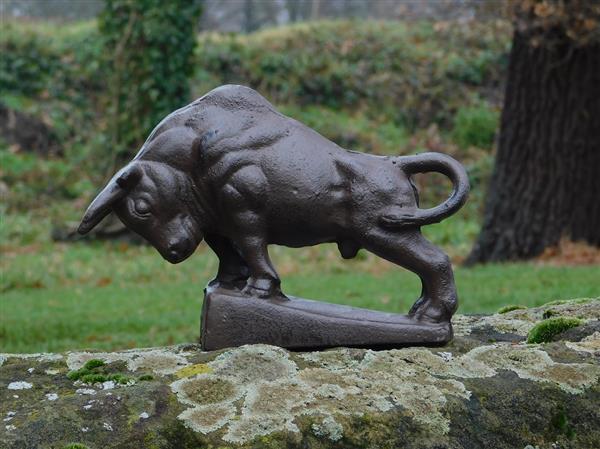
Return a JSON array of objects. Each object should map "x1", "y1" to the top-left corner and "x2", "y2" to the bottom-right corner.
[{"x1": 134, "y1": 199, "x2": 151, "y2": 216}]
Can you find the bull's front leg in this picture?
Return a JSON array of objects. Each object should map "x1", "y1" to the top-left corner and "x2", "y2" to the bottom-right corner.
[
  {"x1": 220, "y1": 165, "x2": 283, "y2": 299},
  {"x1": 234, "y1": 228, "x2": 283, "y2": 299},
  {"x1": 205, "y1": 233, "x2": 249, "y2": 290}
]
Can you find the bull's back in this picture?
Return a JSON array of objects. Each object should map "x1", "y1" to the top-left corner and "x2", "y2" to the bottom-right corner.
[
  {"x1": 248, "y1": 122, "x2": 365, "y2": 245},
  {"x1": 139, "y1": 86, "x2": 403, "y2": 243}
]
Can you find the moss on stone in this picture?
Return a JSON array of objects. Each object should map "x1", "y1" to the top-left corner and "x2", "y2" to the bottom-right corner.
[
  {"x1": 544, "y1": 298, "x2": 595, "y2": 307},
  {"x1": 139, "y1": 374, "x2": 154, "y2": 381},
  {"x1": 109, "y1": 373, "x2": 133, "y2": 384},
  {"x1": 80, "y1": 373, "x2": 109, "y2": 384},
  {"x1": 527, "y1": 317, "x2": 583, "y2": 344},
  {"x1": 83, "y1": 359, "x2": 105, "y2": 369},
  {"x1": 543, "y1": 309, "x2": 558, "y2": 319},
  {"x1": 67, "y1": 360, "x2": 132, "y2": 384},
  {"x1": 550, "y1": 407, "x2": 575, "y2": 439},
  {"x1": 62, "y1": 444, "x2": 89, "y2": 449},
  {"x1": 497, "y1": 304, "x2": 528, "y2": 314},
  {"x1": 65, "y1": 358, "x2": 107, "y2": 379},
  {"x1": 67, "y1": 368, "x2": 89, "y2": 380}
]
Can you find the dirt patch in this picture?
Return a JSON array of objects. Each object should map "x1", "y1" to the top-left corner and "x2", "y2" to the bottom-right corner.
[
  {"x1": 536, "y1": 239, "x2": 600, "y2": 266},
  {"x1": 0, "y1": 102, "x2": 60, "y2": 156}
]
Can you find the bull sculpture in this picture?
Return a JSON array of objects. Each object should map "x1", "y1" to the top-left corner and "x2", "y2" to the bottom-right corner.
[{"x1": 79, "y1": 85, "x2": 469, "y2": 350}]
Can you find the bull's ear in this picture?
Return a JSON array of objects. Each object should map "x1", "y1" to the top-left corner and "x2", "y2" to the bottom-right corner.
[{"x1": 77, "y1": 164, "x2": 142, "y2": 235}]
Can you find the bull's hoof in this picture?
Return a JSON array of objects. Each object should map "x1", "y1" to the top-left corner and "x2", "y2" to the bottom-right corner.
[
  {"x1": 408, "y1": 297, "x2": 454, "y2": 323},
  {"x1": 208, "y1": 274, "x2": 248, "y2": 291},
  {"x1": 241, "y1": 278, "x2": 284, "y2": 299}
]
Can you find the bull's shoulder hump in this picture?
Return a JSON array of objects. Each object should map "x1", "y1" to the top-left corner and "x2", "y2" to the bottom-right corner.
[
  {"x1": 192, "y1": 84, "x2": 279, "y2": 114},
  {"x1": 138, "y1": 103, "x2": 199, "y2": 152},
  {"x1": 144, "y1": 85, "x2": 277, "y2": 143}
]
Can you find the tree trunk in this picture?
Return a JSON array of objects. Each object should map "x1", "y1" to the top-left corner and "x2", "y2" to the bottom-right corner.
[
  {"x1": 467, "y1": 31, "x2": 600, "y2": 264},
  {"x1": 243, "y1": 0, "x2": 257, "y2": 33},
  {"x1": 310, "y1": 0, "x2": 321, "y2": 20}
]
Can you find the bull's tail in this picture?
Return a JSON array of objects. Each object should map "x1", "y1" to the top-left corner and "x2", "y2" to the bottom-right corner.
[{"x1": 380, "y1": 152, "x2": 470, "y2": 228}]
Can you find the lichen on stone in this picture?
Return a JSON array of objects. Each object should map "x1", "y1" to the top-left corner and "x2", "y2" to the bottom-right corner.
[
  {"x1": 0, "y1": 353, "x2": 62, "y2": 368},
  {"x1": 297, "y1": 347, "x2": 363, "y2": 371},
  {"x1": 311, "y1": 415, "x2": 344, "y2": 442},
  {"x1": 7, "y1": 381, "x2": 32, "y2": 390},
  {"x1": 175, "y1": 363, "x2": 212, "y2": 378},
  {"x1": 171, "y1": 373, "x2": 244, "y2": 407},
  {"x1": 177, "y1": 403, "x2": 236, "y2": 434},
  {"x1": 3, "y1": 299, "x2": 598, "y2": 447},
  {"x1": 453, "y1": 298, "x2": 599, "y2": 339},
  {"x1": 297, "y1": 367, "x2": 362, "y2": 392},
  {"x1": 565, "y1": 331, "x2": 600, "y2": 355},
  {"x1": 166, "y1": 334, "x2": 600, "y2": 444},
  {"x1": 243, "y1": 378, "x2": 312, "y2": 417},
  {"x1": 171, "y1": 345, "x2": 471, "y2": 442},
  {"x1": 223, "y1": 411, "x2": 300, "y2": 444},
  {"x1": 127, "y1": 349, "x2": 190, "y2": 375},
  {"x1": 451, "y1": 313, "x2": 534, "y2": 337},
  {"x1": 66, "y1": 347, "x2": 191, "y2": 376},
  {"x1": 66, "y1": 351, "x2": 127, "y2": 370},
  {"x1": 360, "y1": 350, "x2": 471, "y2": 434},
  {"x1": 466, "y1": 344, "x2": 600, "y2": 394},
  {"x1": 209, "y1": 344, "x2": 298, "y2": 383},
  {"x1": 222, "y1": 377, "x2": 314, "y2": 442}
]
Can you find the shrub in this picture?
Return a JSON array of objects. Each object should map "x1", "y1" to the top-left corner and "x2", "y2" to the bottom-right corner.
[
  {"x1": 0, "y1": 21, "x2": 105, "y2": 158},
  {"x1": 0, "y1": 18, "x2": 508, "y2": 212},
  {"x1": 98, "y1": 0, "x2": 203, "y2": 159},
  {"x1": 452, "y1": 104, "x2": 499, "y2": 148},
  {"x1": 278, "y1": 105, "x2": 408, "y2": 155},
  {"x1": 0, "y1": 28, "x2": 60, "y2": 96},
  {"x1": 195, "y1": 20, "x2": 511, "y2": 130}
]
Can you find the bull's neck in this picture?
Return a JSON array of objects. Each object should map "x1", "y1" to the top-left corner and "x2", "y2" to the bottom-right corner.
[{"x1": 188, "y1": 173, "x2": 218, "y2": 233}]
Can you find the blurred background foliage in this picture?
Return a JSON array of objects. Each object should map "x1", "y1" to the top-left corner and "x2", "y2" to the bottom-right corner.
[
  {"x1": 1, "y1": 0, "x2": 597, "y2": 353},
  {"x1": 98, "y1": 0, "x2": 203, "y2": 161},
  {"x1": 1, "y1": 11, "x2": 508, "y2": 223}
]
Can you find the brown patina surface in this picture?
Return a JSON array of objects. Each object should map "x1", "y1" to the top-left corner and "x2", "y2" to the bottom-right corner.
[{"x1": 78, "y1": 85, "x2": 470, "y2": 349}]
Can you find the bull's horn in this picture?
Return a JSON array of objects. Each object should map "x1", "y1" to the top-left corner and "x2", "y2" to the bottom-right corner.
[{"x1": 77, "y1": 164, "x2": 142, "y2": 235}]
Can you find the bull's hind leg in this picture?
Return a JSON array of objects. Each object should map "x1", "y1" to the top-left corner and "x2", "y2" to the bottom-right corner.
[{"x1": 360, "y1": 228, "x2": 458, "y2": 323}]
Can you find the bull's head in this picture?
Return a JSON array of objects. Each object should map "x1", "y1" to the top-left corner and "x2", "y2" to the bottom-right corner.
[{"x1": 78, "y1": 160, "x2": 204, "y2": 264}]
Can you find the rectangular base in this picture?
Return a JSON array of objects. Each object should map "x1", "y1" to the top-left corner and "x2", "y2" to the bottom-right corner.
[{"x1": 200, "y1": 287, "x2": 452, "y2": 351}]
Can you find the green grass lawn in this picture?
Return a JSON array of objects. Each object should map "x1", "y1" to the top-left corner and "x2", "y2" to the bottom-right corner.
[{"x1": 1, "y1": 240, "x2": 598, "y2": 354}]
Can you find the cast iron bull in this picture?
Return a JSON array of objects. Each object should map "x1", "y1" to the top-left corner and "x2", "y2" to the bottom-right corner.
[{"x1": 79, "y1": 85, "x2": 469, "y2": 340}]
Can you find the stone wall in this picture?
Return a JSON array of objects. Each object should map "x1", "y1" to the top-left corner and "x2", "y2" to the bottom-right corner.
[{"x1": 1, "y1": 298, "x2": 599, "y2": 449}]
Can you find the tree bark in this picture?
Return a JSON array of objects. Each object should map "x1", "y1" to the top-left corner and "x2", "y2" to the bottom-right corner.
[
  {"x1": 467, "y1": 30, "x2": 600, "y2": 264},
  {"x1": 243, "y1": 0, "x2": 258, "y2": 33}
]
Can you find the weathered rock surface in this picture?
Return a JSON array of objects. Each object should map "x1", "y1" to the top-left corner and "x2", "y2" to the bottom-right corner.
[{"x1": 1, "y1": 298, "x2": 599, "y2": 449}]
